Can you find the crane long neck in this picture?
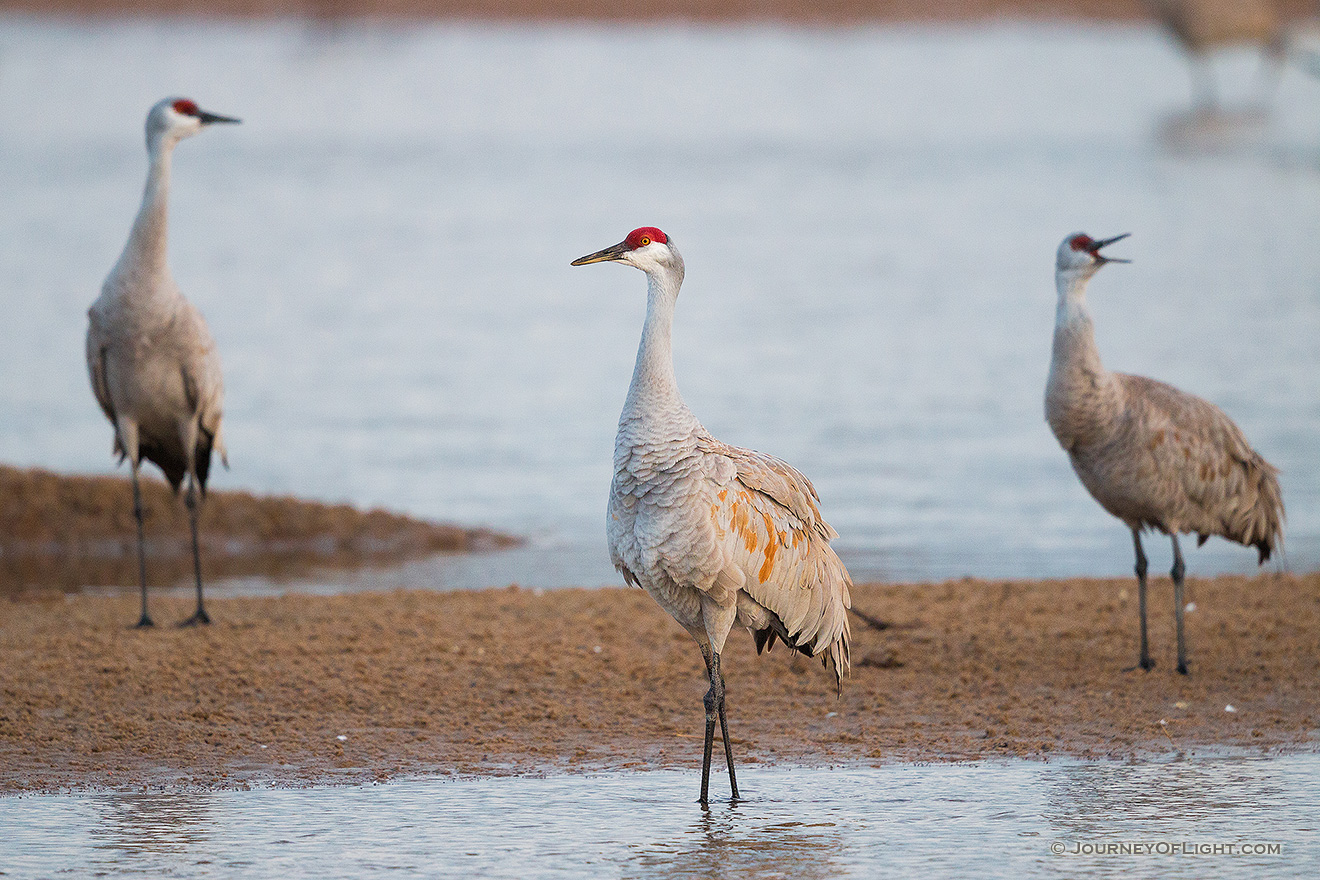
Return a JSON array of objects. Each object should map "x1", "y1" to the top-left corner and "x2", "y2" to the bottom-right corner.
[
  {"x1": 1051, "y1": 270, "x2": 1107, "y2": 379},
  {"x1": 624, "y1": 265, "x2": 689, "y2": 423},
  {"x1": 1047, "y1": 269, "x2": 1123, "y2": 449},
  {"x1": 112, "y1": 138, "x2": 175, "y2": 296}
]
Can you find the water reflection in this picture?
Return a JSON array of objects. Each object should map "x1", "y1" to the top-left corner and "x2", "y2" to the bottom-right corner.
[
  {"x1": 1040, "y1": 756, "x2": 1312, "y2": 877},
  {"x1": 89, "y1": 790, "x2": 214, "y2": 855},
  {"x1": 1045, "y1": 756, "x2": 1293, "y2": 834},
  {"x1": 623, "y1": 801, "x2": 845, "y2": 880}
]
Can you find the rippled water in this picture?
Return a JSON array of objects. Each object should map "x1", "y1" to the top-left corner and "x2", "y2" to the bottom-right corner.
[
  {"x1": 0, "y1": 18, "x2": 1317, "y2": 590},
  {"x1": 1, "y1": 756, "x2": 1316, "y2": 878}
]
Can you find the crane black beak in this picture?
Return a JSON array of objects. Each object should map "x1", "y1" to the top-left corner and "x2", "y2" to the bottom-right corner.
[
  {"x1": 1091, "y1": 233, "x2": 1131, "y2": 263},
  {"x1": 198, "y1": 110, "x2": 241, "y2": 125},
  {"x1": 571, "y1": 241, "x2": 630, "y2": 266}
]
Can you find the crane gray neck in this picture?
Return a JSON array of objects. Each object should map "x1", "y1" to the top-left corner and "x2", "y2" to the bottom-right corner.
[
  {"x1": 108, "y1": 138, "x2": 176, "y2": 300},
  {"x1": 1050, "y1": 268, "x2": 1107, "y2": 380},
  {"x1": 622, "y1": 259, "x2": 693, "y2": 428},
  {"x1": 1054, "y1": 267, "x2": 1096, "y2": 328}
]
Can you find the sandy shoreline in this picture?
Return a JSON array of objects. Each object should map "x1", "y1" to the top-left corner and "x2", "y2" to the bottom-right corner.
[
  {"x1": 0, "y1": 465, "x2": 519, "y2": 596},
  {"x1": 2, "y1": 571, "x2": 1315, "y2": 794}
]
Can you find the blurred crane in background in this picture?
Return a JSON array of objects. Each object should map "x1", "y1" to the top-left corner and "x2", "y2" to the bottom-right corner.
[
  {"x1": 86, "y1": 97, "x2": 239, "y2": 628},
  {"x1": 1146, "y1": 0, "x2": 1285, "y2": 110}
]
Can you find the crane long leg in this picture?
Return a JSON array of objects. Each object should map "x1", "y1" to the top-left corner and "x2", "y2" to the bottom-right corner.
[
  {"x1": 700, "y1": 675, "x2": 716, "y2": 807},
  {"x1": 1171, "y1": 534, "x2": 1188, "y2": 675},
  {"x1": 1132, "y1": 529, "x2": 1151, "y2": 671},
  {"x1": 1251, "y1": 37, "x2": 1285, "y2": 111},
  {"x1": 179, "y1": 476, "x2": 210, "y2": 627},
  {"x1": 1190, "y1": 54, "x2": 1217, "y2": 113},
  {"x1": 715, "y1": 655, "x2": 738, "y2": 801},
  {"x1": 699, "y1": 651, "x2": 737, "y2": 806},
  {"x1": 130, "y1": 465, "x2": 153, "y2": 628}
]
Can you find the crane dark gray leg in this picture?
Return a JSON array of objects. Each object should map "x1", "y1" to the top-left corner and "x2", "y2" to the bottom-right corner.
[
  {"x1": 178, "y1": 476, "x2": 210, "y2": 627},
  {"x1": 700, "y1": 667, "x2": 716, "y2": 806},
  {"x1": 1171, "y1": 535, "x2": 1188, "y2": 675},
  {"x1": 1250, "y1": 42, "x2": 1284, "y2": 111},
  {"x1": 130, "y1": 466, "x2": 153, "y2": 628},
  {"x1": 1190, "y1": 55, "x2": 1217, "y2": 113},
  {"x1": 699, "y1": 651, "x2": 737, "y2": 806},
  {"x1": 1131, "y1": 529, "x2": 1152, "y2": 671},
  {"x1": 718, "y1": 700, "x2": 738, "y2": 802},
  {"x1": 714, "y1": 654, "x2": 738, "y2": 802}
]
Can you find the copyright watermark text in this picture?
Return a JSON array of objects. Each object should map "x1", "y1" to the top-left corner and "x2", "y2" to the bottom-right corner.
[{"x1": 1050, "y1": 841, "x2": 1281, "y2": 857}]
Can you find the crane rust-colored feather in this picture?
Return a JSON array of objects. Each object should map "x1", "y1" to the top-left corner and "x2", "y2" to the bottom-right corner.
[
  {"x1": 700, "y1": 437, "x2": 852, "y2": 691},
  {"x1": 608, "y1": 427, "x2": 852, "y2": 692}
]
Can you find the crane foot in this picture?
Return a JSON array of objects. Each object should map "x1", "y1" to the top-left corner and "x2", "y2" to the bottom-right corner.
[{"x1": 178, "y1": 609, "x2": 211, "y2": 627}]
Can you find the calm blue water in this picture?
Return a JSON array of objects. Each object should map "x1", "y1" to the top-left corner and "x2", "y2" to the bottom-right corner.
[
  {"x1": 1, "y1": 756, "x2": 1317, "y2": 878},
  {"x1": 0, "y1": 18, "x2": 1317, "y2": 591}
]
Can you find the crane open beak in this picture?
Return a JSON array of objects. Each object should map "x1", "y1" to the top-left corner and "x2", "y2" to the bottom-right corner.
[
  {"x1": 198, "y1": 110, "x2": 242, "y2": 125},
  {"x1": 571, "y1": 241, "x2": 630, "y2": 266},
  {"x1": 1090, "y1": 233, "x2": 1131, "y2": 263}
]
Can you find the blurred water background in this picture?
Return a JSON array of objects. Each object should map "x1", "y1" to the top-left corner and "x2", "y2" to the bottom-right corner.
[{"x1": 1, "y1": 16, "x2": 1317, "y2": 590}]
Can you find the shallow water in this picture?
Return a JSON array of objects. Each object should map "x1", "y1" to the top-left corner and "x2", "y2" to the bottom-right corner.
[
  {"x1": 0, "y1": 19, "x2": 1317, "y2": 591},
  {"x1": 1, "y1": 756, "x2": 1316, "y2": 878}
]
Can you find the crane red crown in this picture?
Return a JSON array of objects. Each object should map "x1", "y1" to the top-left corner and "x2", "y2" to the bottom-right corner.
[
  {"x1": 1069, "y1": 233, "x2": 1097, "y2": 253},
  {"x1": 172, "y1": 99, "x2": 201, "y2": 117},
  {"x1": 625, "y1": 227, "x2": 667, "y2": 249}
]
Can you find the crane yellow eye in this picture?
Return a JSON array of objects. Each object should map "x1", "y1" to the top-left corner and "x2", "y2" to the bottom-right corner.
[{"x1": 639, "y1": 236, "x2": 651, "y2": 246}]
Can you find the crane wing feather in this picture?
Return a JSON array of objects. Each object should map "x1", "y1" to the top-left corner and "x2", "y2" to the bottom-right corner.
[
  {"x1": 695, "y1": 436, "x2": 851, "y2": 683},
  {"x1": 1116, "y1": 374, "x2": 1283, "y2": 554},
  {"x1": 175, "y1": 302, "x2": 228, "y2": 470},
  {"x1": 85, "y1": 316, "x2": 118, "y2": 429}
]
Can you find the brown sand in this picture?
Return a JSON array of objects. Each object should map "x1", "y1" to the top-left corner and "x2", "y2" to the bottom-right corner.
[
  {"x1": 0, "y1": 0, "x2": 1315, "y2": 24},
  {"x1": 1, "y1": 571, "x2": 1315, "y2": 793},
  {"x1": 0, "y1": 465, "x2": 518, "y2": 595}
]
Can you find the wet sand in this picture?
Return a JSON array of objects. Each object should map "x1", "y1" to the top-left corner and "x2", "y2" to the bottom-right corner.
[
  {"x1": 0, "y1": 465, "x2": 518, "y2": 595},
  {"x1": 1, "y1": 571, "x2": 1315, "y2": 793},
  {"x1": 0, "y1": 0, "x2": 1315, "y2": 23}
]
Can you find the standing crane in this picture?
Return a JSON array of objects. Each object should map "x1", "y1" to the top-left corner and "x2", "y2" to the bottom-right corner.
[
  {"x1": 572, "y1": 227, "x2": 852, "y2": 805},
  {"x1": 86, "y1": 97, "x2": 239, "y2": 628},
  {"x1": 1045, "y1": 232, "x2": 1284, "y2": 674},
  {"x1": 1145, "y1": 0, "x2": 1284, "y2": 111}
]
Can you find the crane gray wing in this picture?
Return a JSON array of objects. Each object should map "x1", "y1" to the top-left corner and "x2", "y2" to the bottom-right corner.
[
  {"x1": 1119, "y1": 373, "x2": 1283, "y2": 557},
  {"x1": 698, "y1": 437, "x2": 838, "y2": 540},
  {"x1": 176, "y1": 302, "x2": 228, "y2": 485},
  {"x1": 695, "y1": 436, "x2": 851, "y2": 687},
  {"x1": 85, "y1": 309, "x2": 126, "y2": 460}
]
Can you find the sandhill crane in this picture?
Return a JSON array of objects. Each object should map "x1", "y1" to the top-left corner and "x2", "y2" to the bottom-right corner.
[
  {"x1": 1146, "y1": 0, "x2": 1285, "y2": 110},
  {"x1": 86, "y1": 97, "x2": 239, "y2": 628},
  {"x1": 1045, "y1": 232, "x2": 1284, "y2": 675},
  {"x1": 572, "y1": 227, "x2": 852, "y2": 805}
]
